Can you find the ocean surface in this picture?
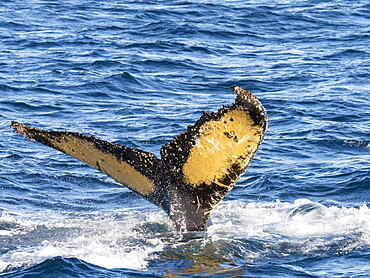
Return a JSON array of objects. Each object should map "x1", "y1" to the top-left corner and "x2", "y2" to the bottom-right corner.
[{"x1": 1, "y1": 0, "x2": 370, "y2": 277}]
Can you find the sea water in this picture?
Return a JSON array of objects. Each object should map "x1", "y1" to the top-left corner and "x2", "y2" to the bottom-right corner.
[{"x1": 1, "y1": 0, "x2": 370, "y2": 277}]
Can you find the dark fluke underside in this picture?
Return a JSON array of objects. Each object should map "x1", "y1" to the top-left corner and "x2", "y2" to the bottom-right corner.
[{"x1": 10, "y1": 86, "x2": 267, "y2": 232}]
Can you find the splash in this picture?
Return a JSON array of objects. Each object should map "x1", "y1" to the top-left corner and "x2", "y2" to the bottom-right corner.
[
  {"x1": 208, "y1": 199, "x2": 370, "y2": 258},
  {"x1": 210, "y1": 199, "x2": 370, "y2": 237},
  {"x1": 0, "y1": 209, "x2": 169, "y2": 272},
  {"x1": 1, "y1": 199, "x2": 370, "y2": 273}
]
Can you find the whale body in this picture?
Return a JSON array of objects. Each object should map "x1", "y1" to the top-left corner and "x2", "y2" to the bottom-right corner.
[{"x1": 10, "y1": 86, "x2": 267, "y2": 232}]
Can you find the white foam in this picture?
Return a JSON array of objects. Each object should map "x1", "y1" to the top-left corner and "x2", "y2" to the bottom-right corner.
[
  {"x1": 1, "y1": 199, "x2": 370, "y2": 272},
  {"x1": 208, "y1": 198, "x2": 370, "y2": 250},
  {"x1": 0, "y1": 209, "x2": 168, "y2": 272},
  {"x1": 210, "y1": 199, "x2": 370, "y2": 237}
]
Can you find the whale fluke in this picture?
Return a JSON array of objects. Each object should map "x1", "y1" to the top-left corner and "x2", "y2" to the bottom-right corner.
[{"x1": 10, "y1": 86, "x2": 267, "y2": 231}]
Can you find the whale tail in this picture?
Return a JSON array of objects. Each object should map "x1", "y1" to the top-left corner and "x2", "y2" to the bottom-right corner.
[{"x1": 10, "y1": 86, "x2": 267, "y2": 231}]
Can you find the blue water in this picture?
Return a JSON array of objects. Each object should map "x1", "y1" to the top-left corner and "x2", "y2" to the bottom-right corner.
[{"x1": 1, "y1": 0, "x2": 370, "y2": 277}]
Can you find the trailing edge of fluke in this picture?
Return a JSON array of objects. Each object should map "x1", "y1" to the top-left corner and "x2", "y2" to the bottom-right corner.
[{"x1": 10, "y1": 86, "x2": 268, "y2": 232}]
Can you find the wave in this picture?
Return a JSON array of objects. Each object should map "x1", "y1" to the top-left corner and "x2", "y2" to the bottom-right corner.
[
  {"x1": 210, "y1": 199, "x2": 370, "y2": 239},
  {"x1": 1, "y1": 199, "x2": 369, "y2": 274},
  {"x1": 0, "y1": 209, "x2": 169, "y2": 273}
]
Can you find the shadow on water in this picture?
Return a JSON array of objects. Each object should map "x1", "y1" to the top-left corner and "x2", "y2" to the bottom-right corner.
[{"x1": 152, "y1": 238, "x2": 247, "y2": 278}]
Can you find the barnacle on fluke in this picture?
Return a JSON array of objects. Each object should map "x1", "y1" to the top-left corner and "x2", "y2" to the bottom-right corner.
[{"x1": 10, "y1": 86, "x2": 267, "y2": 232}]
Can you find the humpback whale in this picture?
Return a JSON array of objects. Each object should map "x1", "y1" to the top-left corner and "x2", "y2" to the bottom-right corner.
[{"x1": 10, "y1": 86, "x2": 267, "y2": 232}]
